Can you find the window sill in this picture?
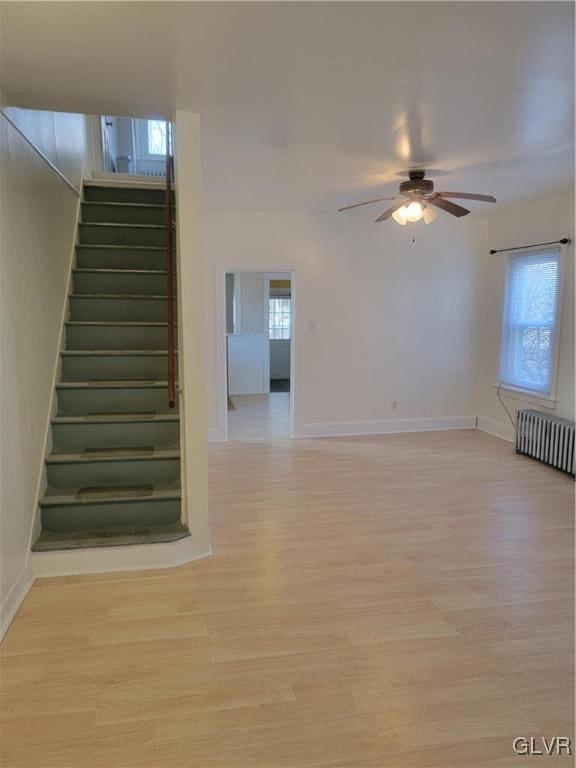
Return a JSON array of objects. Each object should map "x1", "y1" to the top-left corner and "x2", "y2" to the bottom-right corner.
[{"x1": 494, "y1": 383, "x2": 557, "y2": 409}]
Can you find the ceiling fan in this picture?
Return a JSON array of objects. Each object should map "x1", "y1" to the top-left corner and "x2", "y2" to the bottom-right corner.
[{"x1": 338, "y1": 170, "x2": 497, "y2": 225}]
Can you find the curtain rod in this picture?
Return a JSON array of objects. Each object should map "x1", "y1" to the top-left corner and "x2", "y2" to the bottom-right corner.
[{"x1": 489, "y1": 238, "x2": 571, "y2": 255}]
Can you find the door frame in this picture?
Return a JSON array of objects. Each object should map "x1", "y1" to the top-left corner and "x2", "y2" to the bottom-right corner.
[{"x1": 214, "y1": 261, "x2": 299, "y2": 441}]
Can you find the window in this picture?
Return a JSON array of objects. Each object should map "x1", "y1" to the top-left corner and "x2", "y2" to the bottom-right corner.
[
  {"x1": 269, "y1": 298, "x2": 291, "y2": 339},
  {"x1": 147, "y1": 120, "x2": 167, "y2": 155},
  {"x1": 499, "y1": 248, "x2": 561, "y2": 396}
]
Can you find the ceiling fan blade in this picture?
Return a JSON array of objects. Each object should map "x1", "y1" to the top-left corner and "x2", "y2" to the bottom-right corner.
[
  {"x1": 436, "y1": 192, "x2": 496, "y2": 203},
  {"x1": 375, "y1": 199, "x2": 408, "y2": 222},
  {"x1": 338, "y1": 197, "x2": 398, "y2": 212},
  {"x1": 426, "y1": 197, "x2": 470, "y2": 217}
]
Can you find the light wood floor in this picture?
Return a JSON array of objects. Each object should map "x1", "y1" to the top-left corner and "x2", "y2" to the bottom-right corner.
[
  {"x1": 1, "y1": 430, "x2": 574, "y2": 767},
  {"x1": 228, "y1": 393, "x2": 290, "y2": 441}
]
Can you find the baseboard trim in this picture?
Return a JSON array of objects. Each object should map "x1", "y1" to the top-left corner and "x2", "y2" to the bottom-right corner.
[
  {"x1": 32, "y1": 536, "x2": 212, "y2": 578},
  {"x1": 208, "y1": 426, "x2": 227, "y2": 443},
  {"x1": 1, "y1": 559, "x2": 34, "y2": 640},
  {"x1": 476, "y1": 415, "x2": 515, "y2": 443},
  {"x1": 295, "y1": 415, "x2": 477, "y2": 438}
]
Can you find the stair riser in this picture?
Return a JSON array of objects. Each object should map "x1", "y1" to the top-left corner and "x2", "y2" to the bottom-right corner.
[
  {"x1": 57, "y1": 387, "x2": 178, "y2": 416},
  {"x1": 69, "y1": 297, "x2": 172, "y2": 322},
  {"x1": 41, "y1": 499, "x2": 181, "y2": 533},
  {"x1": 82, "y1": 203, "x2": 165, "y2": 225},
  {"x1": 79, "y1": 223, "x2": 167, "y2": 247},
  {"x1": 66, "y1": 324, "x2": 171, "y2": 350},
  {"x1": 84, "y1": 186, "x2": 168, "y2": 205},
  {"x1": 62, "y1": 354, "x2": 176, "y2": 381},
  {"x1": 76, "y1": 247, "x2": 166, "y2": 270},
  {"x1": 73, "y1": 272, "x2": 170, "y2": 295},
  {"x1": 52, "y1": 420, "x2": 179, "y2": 451},
  {"x1": 47, "y1": 457, "x2": 181, "y2": 489}
]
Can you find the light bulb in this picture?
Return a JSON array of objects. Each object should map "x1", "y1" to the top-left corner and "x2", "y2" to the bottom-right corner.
[
  {"x1": 404, "y1": 201, "x2": 423, "y2": 223},
  {"x1": 392, "y1": 206, "x2": 408, "y2": 225},
  {"x1": 422, "y1": 206, "x2": 438, "y2": 224}
]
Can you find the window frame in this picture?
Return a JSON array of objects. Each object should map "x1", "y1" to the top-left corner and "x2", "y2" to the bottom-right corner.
[
  {"x1": 134, "y1": 119, "x2": 168, "y2": 161},
  {"x1": 497, "y1": 245, "x2": 564, "y2": 404},
  {"x1": 268, "y1": 296, "x2": 291, "y2": 340}
]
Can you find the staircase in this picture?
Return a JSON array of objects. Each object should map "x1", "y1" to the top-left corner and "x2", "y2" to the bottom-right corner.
[{"x1": 33, "y1": 183, "x2": 188, "y2": 552}]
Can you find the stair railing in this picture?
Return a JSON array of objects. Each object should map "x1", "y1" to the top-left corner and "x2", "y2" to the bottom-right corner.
[{"x1": 165, "y1": 121, "x2": 176, "y2": 408}]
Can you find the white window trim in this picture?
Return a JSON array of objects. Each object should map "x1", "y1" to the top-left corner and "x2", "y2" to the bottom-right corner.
[
  {"x1": 497, "y1": 244, "x2": 565, "y2": 407},
  {"x1": 492, "y1": 382, "x2": 557, "y2": 409},
  {"x1": 268, "y1": 296, "x2": 291, "y2": 340}
]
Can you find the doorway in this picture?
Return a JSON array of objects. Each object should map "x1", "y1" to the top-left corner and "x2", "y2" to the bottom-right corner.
[
  {"x1": 224, "y1": 271, "x2": 293, "y2": 440},
  {"x1": 97, "y1": 116, "x2": 168, "y2": 177}
]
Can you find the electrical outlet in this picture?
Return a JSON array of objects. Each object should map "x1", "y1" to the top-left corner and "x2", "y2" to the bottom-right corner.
[{"x1": 391, "y1": 401, "x2": 400, "y2": 411}]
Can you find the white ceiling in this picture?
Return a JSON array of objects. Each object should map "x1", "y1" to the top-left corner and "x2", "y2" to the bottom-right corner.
[{"x1": 1, "y1": 2, "x2": 574, "y2": 213}]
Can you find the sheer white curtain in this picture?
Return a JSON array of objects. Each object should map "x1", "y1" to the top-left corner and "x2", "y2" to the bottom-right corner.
[{"x1": 499, "y1": 248, "x2": 561, "y2": 395}]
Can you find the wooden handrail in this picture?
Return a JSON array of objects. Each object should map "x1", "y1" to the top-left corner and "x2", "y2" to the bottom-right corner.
[{"x1": 165, "y1": 122, "x2": 176, "y2": 408}]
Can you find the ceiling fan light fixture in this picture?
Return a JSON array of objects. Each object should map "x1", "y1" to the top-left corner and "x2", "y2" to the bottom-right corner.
[
  {"x1": 404, "y1": 201, "x2": 423, "y2": 223},
  {"x1": 339, "y1": 169, "x2": 496, "y2": 224},
  {"x1": 422, "y1": 206, "x2": 438, "y2": 224},
  {"x1": 392, "y1": 207, "x2": 408, "y2": 225}
]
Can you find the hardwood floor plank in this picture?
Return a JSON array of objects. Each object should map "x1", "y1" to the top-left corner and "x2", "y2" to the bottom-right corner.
[{"x1": 1, "y1": 429, "x2": 573, "y2": 767}]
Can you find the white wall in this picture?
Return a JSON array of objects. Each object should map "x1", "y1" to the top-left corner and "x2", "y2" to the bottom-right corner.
[
  {"x1": 2, "y1": 107, "x2": 88, "y2": 190},
  {"x1": 0, "y1": 108, "x2": 88, "y2": 635},
  {"x1": 172, "y1": 110, "x2": 211, "y2": 560},
  {"x1": 204, "y1": 209, "x2": 485, "y2": 438},
  {"x1": 106, "y1": 116, "x2": 135, "y2": 173},
  {"x1": 474, "y1": 189, "x2": 575, "y2": 440}
]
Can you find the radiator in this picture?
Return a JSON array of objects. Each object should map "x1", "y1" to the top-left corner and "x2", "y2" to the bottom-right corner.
[{"x1": 516, "y1": 409, "x2": 575, "y2": 475}]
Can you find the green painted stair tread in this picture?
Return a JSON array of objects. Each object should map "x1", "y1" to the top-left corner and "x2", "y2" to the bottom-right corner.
[
  {"x1": 76, "y1": 244, "x2": 166, "y2": 251},
  {"x1": 40, "y1": 486, "x2": 181, "y2": 507},
  {"x1": 47, "y1": 447, "x2": 180, "y2": 463},
  {"x1": 82, "y1": 202, "x2": 167, "y2": 226},
  {"x1": 61, "y1": 349, "x2": 177, "y2": 356},
  {"x1": 79, "y1": 220, "x2": 172, "y2": 247},
  {"x1": 70, "y1": 294, "x2": 171, "y2": 300},
  {"x1": 83, "y1": 201, "x2": 165, "y2": 210},
  {"x1": 76, "y1": 484, "x2": 153, "y2": 500},
  {"x1": 52, "y1": 413, "x2": 179, "y2": 424},
  {"x1": 66, "y1": 320, "x2": 172, "y2": 326},
  {"x1": 65, "y1": 325, "x2": 174, "y2": 351},
  {"x1": 32, "y1": 523, "x2": 190, "y2": 552},
  {"x1": 82, "y1": 446, "x2": 152, "y2": 457},
  {"x1": 56, "y1": 380, "x2": 171, "y2": 389},
  {"x1": 73, "y1": 268, "x2": 169, "y2": 275},
  {"x1": 75, "y1": 248, "x2": 169, "y2": 270},
  {"x1": 79, "y1": 221, "x2": 168, "y2": 230},
  {"x1": 81, "y1": 484, "x2": 158, "y2": 501}
]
